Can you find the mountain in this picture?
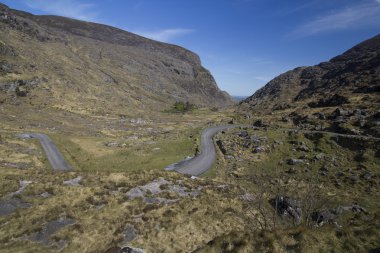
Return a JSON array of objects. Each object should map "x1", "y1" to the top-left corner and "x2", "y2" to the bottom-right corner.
[
  {"x1": 0, "y1": 3, "x2": 233, "y2": 117},
  {"x1": 232, "y1": 96, "x2": 248, "y2": 102},
  {"x1": 240, "y1": 34, "x2": 379, "y2": 114}
]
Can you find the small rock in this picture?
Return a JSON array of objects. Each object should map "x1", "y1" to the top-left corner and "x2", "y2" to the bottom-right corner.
[
  {"x1": 253, "y1": 146, "x2": 266, "y2": 153},
  {"x1": 240, "y1": 193, "x2": 255, "y2": 202},
  {"x1": 312, "y1": 210, "x2": 336, "y2": 225},
  {"x1": 314, "y1": 153, "x2": 325, "y2": 160},
  {"x1": 63, "y1": 176, "x2": 82, "y2": 186},
  {"x1": 298, "y1": 144, "x2": 309, "y2": 152},
  {"x1": 361, "y1": 172, "x2": 373, "y2": 180},
  {"x1": 287, "y1": 158, "x2": 304, "y2": 165},
  {"x1": 41, "y1": 192, "x2": 51, "y2": 198},
  {"x1": 350, "y1": 175, "x2": 360, "y2": 184},
  {"x1": 120, "y1": 247, "x2": 144, "y2": 253},
  {"x1": 123, "y1": 224, "x2": 137, "y2": 243}
]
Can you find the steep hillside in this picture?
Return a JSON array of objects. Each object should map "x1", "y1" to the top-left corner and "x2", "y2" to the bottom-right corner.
[
  {"x1": 241, "y1": 34, "x2": 379, "y2": 113},
  {"x1": 238, "y1": 34, "x2": 380, "y2": 136},
  {"x1": 0, "y1": 3, "x2": 233, "y2": 117}
]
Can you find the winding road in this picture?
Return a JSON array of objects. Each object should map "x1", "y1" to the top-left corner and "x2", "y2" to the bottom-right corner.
[
  {"x1": 27, "y1": 133, "x2": 72, "y2": 171},
  {"x1": 166, "y1": 125, "x2": 235, "y2": 176},
  {"x1": 21, "y1": 126, "x2": 379, "y2": 174}
]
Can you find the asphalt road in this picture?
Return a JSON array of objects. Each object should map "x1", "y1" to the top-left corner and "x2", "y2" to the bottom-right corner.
[
  {"x1": 168, "y1": 125, "x2": 235, "y2": 176},
  {"x1": 28, "y1": 133, "x2": 72, "y2": 171}
]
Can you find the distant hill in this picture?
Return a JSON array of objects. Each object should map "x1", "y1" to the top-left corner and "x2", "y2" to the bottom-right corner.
[
  {"x1": 232, "y1": 96, "x2": 248, "y2": 102},
  {"x1": 0, "y1": 3, "x2": 233, "y2": 116}
]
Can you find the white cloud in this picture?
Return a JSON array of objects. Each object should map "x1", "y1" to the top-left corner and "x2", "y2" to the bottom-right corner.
[
  {"x1": 24, "y1": 0, "x2": 99, "y2": 22},
  {"x1": 133, "y1": 28, "x2": 195, "y2": 43},
  {"x1": 288, "y1": 1, "x2": 380, "y2": 39}
]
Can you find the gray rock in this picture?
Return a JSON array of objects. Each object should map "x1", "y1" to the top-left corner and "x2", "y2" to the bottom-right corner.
[
  {"x1": 123, "y1": 224, "x2": 137, "y2": 243},
  {"x1": 361, "y1": 171, "x2": 373, "y2": 180},
  {"x1": 41, "y1": 192, "x2": 51, "y2": 198},
  {"x1": 63, "y1": 176, "x2": 82, "y2": 186},
  {"x1": 126, "y1": 178, "x2": 199, "y2": 204},
  {"x1": 12, "y1": 180, "x2": 32, "y2": 196},
  {"x1": 29, "y1": 217, "x2": 75, "y2": 247},
  {"x1": 0, "y1": 198, "x2": 31, "y2": 216},
  {"x1": 312, "y1": 210, "x2": 336, "y2": 225},
  {"x1": 253, "y1": 146, "x2": 266, "y2": 153},
  {"x1": 272, "y1": 196, "x2": 302, "y2": 225},
  {"x1": 298, "y1": 144, "x2": 309, "y2": 152},
  {"x1": 287, "y1": 158, "x2": 304, "y2": 165},
  {"x1": 120, "y1": 247, "x2": 144, "y2": 253}
]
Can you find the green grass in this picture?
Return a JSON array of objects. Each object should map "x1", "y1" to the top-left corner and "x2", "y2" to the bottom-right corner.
[{"x1": 50, "y1": 134, "x2": 196, "y2": 172}]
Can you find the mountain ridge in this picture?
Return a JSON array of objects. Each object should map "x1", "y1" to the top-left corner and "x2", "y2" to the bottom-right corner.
[
  {"x1": 0, "y1": 3, "x2": 233, "y2": 117},
  {"x1": 240, "y1": 34, "x2": 380, "y2": 113}
]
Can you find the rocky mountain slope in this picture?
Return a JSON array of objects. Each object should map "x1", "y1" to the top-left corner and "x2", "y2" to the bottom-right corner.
[
  {"x1": 0, "y1": 3, "x2": 233, "y2": 117},
  {"x1": 240, "y1": 34, "x2": 379, "y2": 113},
  {"x1": 239, "y1": 34, "x2": 380, "y2": 137}
]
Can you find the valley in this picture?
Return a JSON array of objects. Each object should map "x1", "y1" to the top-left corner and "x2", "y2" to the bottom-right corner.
[{"x1": 0, "y1": 2, "x2": 379, "y2": 253}]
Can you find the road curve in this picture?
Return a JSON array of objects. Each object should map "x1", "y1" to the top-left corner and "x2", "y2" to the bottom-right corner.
[
  {"x1": 28, "y1": 133, "x2": 72, "y2": 171},
  {"x1": 166, "y1": 125, "x2": 235, "y2": 176}
]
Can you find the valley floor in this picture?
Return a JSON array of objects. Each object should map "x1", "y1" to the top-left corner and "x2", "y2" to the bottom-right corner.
[{"x1": 0, "y1": 106, "x2": 379, "y2": 252}]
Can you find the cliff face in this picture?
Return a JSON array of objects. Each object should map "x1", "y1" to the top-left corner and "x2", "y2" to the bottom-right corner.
[
  {"x1": 0, "y1": 3, "x2": 233, "y2": 116},
  {"x1": 240, "y1": 34, "x2": 380, "y2": 113}
]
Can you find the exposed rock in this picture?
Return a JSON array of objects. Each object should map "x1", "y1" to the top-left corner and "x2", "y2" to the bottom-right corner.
[
  {"x1": 107, "y1": 247, "x2": 144, "y2": 253},
  {"x1": 9, "y1": 180, "x2": 32, "y2": 196},
  {"x1": 0, "y1": 161, "x2": 30, "y2": 169},
  {"x1": 239, "y1": 193, "x2": 256, "y2": 202},
  {"x1": 253, "y1": 146, "x2": 266, "y2": 153},
  {"x1": 216, "y1": 140, "x2": 227, "y2": 155},
  {"x1": 0, "y1": 198, "x2": 31, "y2": 216},
  {"x1": 41, "y1": 192, "x2": 51, "y2": 198},
  {"x1": 287, "y1": 158, "x2": 304, "y2": 165},
  {"x1": 123, "y1": 224, "x2": 137, "y2": 243},
  {"x1": 63, "y1": 176, "x2": 82, "y2": 186},
  {"x1": 125, "y1": 178, "x2": 200, "y2": 204},
  {"x1": 360, "y1": 171, "x2": 373, "y2": 180},
  {"x1": 271, "y1": 196, "x2": 302, "y2": 224},
  {"x1": 312, "y1": 204, "x2": 367, "y2": 226},
  {"x1": 120, "y1": 247, "x2": 144, "y2": 253},
  {"x1": 297, "y1": 144, "x2": 309, "y2": 152},
  {"x1": 311, "y1": 209, "x2": 336, "y2": 225},
  {"x1": 0, "y1": 78, "x2": 40, "y2": 97},
  {"x1": 309, "y1": 94, "x2": 349, "y2": 108},
  {"x1": 29, "y1": 217, "x2": 75, "y2": 249}
]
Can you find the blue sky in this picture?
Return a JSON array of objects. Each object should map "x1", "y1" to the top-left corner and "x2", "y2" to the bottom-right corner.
[{"x1": 2, "y1": 0, "x2": 380, "y2": 96}]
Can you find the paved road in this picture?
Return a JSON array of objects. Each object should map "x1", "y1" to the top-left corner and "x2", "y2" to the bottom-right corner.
[
  {"x1": 27, "y1": 133, "x2": 72, "y2": 171},
  {"x1": 165, "y1": 125, "x2": 380, "y2": 176},
  {"x1": 166, "y1": 125, "x2": 235, "y2": 176}
]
